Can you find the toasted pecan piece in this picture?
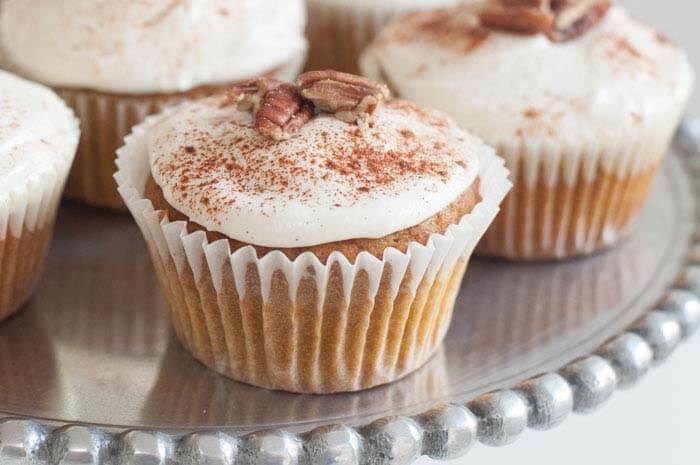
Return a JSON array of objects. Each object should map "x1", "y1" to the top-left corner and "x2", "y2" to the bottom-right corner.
[
  {"x1": 479, "y1": 0, "x2": 553, "y2": 35},
  {"x1": 297, "y1": 70, "x2": 390, "y2": 124},
  {"x1": 229, "y1": 79, "x2": 313, "y2": 141},
  {"x1": 228, "y1": 78, "x2": 281, "y2": 113},
  {"x1": 548, "y1": 0, "x2": 611, "y2": 42},
  {"x1": 255, "y1": 83, "x2": 314, "y2": 141},
  {"x1": 479, "y1": 0, "x2": 609, "y2": 41}
]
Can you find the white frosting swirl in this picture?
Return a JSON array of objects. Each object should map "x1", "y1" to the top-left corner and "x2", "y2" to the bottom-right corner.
[
  {"x1": 147, "y1": 96, "x2": 482, "y2": 247},
  {"x1": 0, "y1": 70, "x2": 79, "y2": 195},
  {"x1": 0, "y1": 0, "x2": 308, "y2": 94},
  {"x1": 361, "y1": 5, "x2": 694, "y2": 161}
]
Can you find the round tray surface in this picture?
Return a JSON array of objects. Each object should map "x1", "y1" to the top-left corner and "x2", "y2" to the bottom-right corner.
[{"x1": 0, "y1": 148, "x2": 694, "y2": 435}]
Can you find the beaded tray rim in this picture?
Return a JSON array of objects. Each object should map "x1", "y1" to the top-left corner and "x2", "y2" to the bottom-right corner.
[{"x1": 1, "y1": 120, "x2": 699, "y2": 465}]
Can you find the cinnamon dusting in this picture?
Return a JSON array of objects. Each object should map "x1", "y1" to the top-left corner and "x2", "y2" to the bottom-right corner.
[
  {"x1": 143, "y1": 0, "x2": 183, "y2": 28},
  {"x1": 151, "y1": 98, "x2": 472, "y2": 220},
  {"x1": 392, "y1": 7, "x2": 490, "y2": 53},
  {"x1": 524, "y1": 108, "x2": 541, "y2": 119}
]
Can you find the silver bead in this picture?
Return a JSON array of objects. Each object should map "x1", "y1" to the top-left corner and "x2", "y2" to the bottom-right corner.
[
  {"x1": 49, "y1": 426, "x2": 110, "y2": 465},
  {"x1": 677, "y1": 266, "x2": 700, "y2": 295},
  {"x1": 304, "y1": 425, "x2": 361, "y2": 465},
  {"x1": 239, "y1": 430, "x2": 301, "y2": 465},
  {"x1": 559, "y1": 356, "x2": 617, "y2": 413},
  {"x1": 516, "y1": 374, "x2": 573, "y2": 430},
  {"x1": 0, "y1": 420, "x2": 48, "y2": 465},
  {"x1": 597, "y1": 333, "x2": 653, "y2": 389},
  {"x1": 177, "y1": 432, "x2": 238, "y2": 465},
  {"x1": 360, "y1": 417, "x2": 423, "y2": 465},
  {"x1": 659, "y1": 289, "x2": 700, "y2": 337},
  {"x1": 114, "y1": 431, "x2": 173, "y2": 465},
  {"x1": 632, "y1": 311, "x2": 682, "y2": 362},
  {"x1": 415, "y1": 404, "x2": 478, "y2": 460},
  {"x1": 468, "y1": 390, "x2": 529, "y2": 447}
]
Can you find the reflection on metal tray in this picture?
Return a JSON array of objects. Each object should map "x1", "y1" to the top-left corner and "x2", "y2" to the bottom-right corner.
[{"x1": 0, "y1": 125, "x2": 699, "y2": 465}]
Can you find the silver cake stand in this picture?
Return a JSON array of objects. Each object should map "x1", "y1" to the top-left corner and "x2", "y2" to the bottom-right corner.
[{"x1": 1, "y1": 121, "x2": 699, "y2": 465}]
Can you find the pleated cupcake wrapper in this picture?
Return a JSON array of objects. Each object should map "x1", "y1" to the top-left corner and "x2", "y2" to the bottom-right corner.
[
  {"x1": 115, "y1": 108, "x2": 511, "y2": 393},
  {"x1": 57, "y1": 53, "x2": 307, "y2": 210},
  {"x1": 306, "y1": 0, "x2": 461, "y2": 73},
  {"x1": 478, "y1": 115, "x2": 682, "y2": 260},
  {"x1": 0, "y1": 112, "x2": 79, "y2": 320}
]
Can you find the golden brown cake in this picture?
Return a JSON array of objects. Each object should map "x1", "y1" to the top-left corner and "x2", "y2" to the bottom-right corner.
[{"x1": 115, "y1": 71, "x2": 510, "y2": 393}]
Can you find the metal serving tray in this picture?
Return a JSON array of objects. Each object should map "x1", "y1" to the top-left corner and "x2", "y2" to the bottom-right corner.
[{"x1": 0, "y1": 122, "x2": 699, "y2": 465}]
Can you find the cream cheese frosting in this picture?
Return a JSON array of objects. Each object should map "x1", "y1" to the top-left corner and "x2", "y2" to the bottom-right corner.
[
  {"x1": 0, "y1": 70, "x2": 79, "y2": 196},
  {"x1": 0, "y1": 0, "x2": 308, "y2": 94},
  {"x1": 146, "y1": 95, "x2": 483, "y2": 247},
  {"x1": 361, "y1": 5, "x2": 694, "y2": 177}
]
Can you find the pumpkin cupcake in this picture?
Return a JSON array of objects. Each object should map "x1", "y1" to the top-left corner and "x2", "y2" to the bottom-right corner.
[
  {"x1": 305, "y1": 0, "x2": 466, "y2": 73},
  {"x1": 0, "y1": 0, "x2": 308, "y2": 210},
  {"x1": 361, "y1": 1, "x2": 694, "y2": 259},
  {"x1": 0, "y1": 70, "x2": 79, "y2": 321},
  {"x1": 115, "y1": 71, "x2": 510, "y2": 393}
]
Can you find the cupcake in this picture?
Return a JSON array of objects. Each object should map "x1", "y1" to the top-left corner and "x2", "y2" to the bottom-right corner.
[
  {"x1": 115, "y1": 71, "x2": 510, "y2": 393},
  {"x1": 0, "y1": 70, "x2": 79, "y2": 321},
  {"x1": 305, "y1": 0, "x2": 465, "y2": 74},
  {"x1": 361, "y1": 1, "x2": 695, "y2": 259},
  {"x1": 0, "y1": 0, "x2": 308, "y2": 210}
]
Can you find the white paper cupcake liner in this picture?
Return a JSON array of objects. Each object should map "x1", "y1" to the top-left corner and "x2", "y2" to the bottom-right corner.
[
  {"x1": 478, "y1": 111, "x2": 683, "y2": 260},
  {"x1": 0, "y1": 109, "x2": 79, "y2": 320},
  {"x1": 115, "y1": 107, "x2": 511, "y2": 393}
]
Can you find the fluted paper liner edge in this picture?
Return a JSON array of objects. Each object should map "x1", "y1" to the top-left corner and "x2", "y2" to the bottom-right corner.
[
  {"x1": 477, "y1": 110, "x2": 684, "y2": 259},
  {"x1": 0, "y1": 103, "x2": 79, "y2": 319},
  {"x1": 115, "y1": 108, "x2": 511, "y2": 393}
]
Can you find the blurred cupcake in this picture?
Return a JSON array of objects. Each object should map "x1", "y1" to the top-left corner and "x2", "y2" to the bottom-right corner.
[
  {"x1": 305, "y1": 0, "x2": 465, "y2": 73},
  {"x1": 0, "y1": 0, "x2": 308, "y2": 210},
  {"x1": 116, "y1": 71, "x2": 510, "y2": 393},
  {"x1": 0, "y1": 70, "x2": 79, "y2": 321},
  {"x1": 361, "y1": 1, "x2": 694, "y2": 259}
]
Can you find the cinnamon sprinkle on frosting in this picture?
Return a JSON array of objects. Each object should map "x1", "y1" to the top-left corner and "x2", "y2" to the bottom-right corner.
[
  {"x1": 389, "y1": 6, "x2": 490, "y2": 52},
  {"x1": 148, "y1": 94, "x2": 483, "y2": 246}
]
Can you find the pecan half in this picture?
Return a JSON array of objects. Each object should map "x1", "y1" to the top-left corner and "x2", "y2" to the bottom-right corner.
[
  {"x1": 255, "y1": 83, "x2": 314, "y2": 141},
  {"x1": 479, "y1": 0, "x2": 553, "y2": 35},
  {"x1": 228, "y1": 79, "x2": 313, "y2": 141},
  {"x1": 479, "y1": 0, "x2": 610, "y2": 41},
  {"x1": 297, "y1": 70, "x2": 390, "y2": 124},
  {"x1": 502, "y1": 0, "x2": 548, "y2": 8},
  {"x1": 548, "y1": 0, "x2": 611, "y2": 42},
  {"x1": 228, "y1": 78, "x2": 282, "y2": 113}
]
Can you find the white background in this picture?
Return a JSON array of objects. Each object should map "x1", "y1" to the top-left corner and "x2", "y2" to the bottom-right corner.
[{"x1": 417, "y1": 2, "x2": 700, "y2": 464}]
